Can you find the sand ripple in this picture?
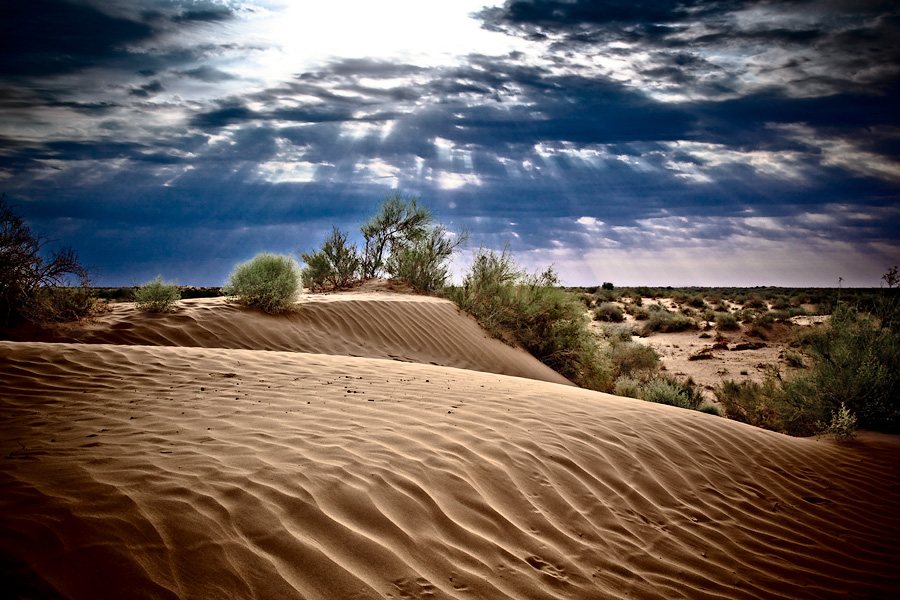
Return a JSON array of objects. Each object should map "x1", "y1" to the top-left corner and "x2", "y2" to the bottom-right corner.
[{"x1": 2, "y1": 341, "x2": 899, "y2": 599}]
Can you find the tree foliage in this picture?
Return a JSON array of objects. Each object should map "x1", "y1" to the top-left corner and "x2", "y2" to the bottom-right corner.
[
  {"x1": 360, "y1": 192, "x2": 433, "y2": 279},
  {"x1": 300, "y1": 192, "x2": 466, "y2": 293},
  {"x1": 299, "y1": 227, "x2": 361, "y2": 292},
  {"x1": 385, "y1": 224, "x2": 468, "y2": 293},
  {"x1": 0, "y1": 194, "x2": 94, "y2": 329}
]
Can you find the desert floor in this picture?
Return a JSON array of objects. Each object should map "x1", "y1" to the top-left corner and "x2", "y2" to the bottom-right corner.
[{"x1": 2, "y1": 286, "x2": 899, "y2": 599}]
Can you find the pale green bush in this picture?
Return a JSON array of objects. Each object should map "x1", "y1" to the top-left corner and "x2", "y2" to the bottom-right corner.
[
  {"x1": 225, "y1": 253, "x2": 302, "y2": 313},
  {"x1": 134, "y1": 275, "x2": 180, "y2": 313},
  {"x1": 816, "y1": 402, "x2": 858, "y2": 442}
]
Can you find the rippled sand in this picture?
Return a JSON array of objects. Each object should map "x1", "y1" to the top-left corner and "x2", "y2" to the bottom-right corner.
[{"x1": 2, "y1": 291, "x2": 898, "y2": 599}]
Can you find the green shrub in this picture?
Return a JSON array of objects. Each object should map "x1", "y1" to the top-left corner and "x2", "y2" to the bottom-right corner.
[
  {"x1": 134, "y1": 276, "x2": 181, "y2": 313},
  {"x1": 601, "y1": 323, "x2": 634, "y2": 342},
  {"x1": 713, "y1": 374, "x2": 826, "y2": 436},
  {"x1": 715, "y1": 312, "x2": 740, "y2": 331},
  {"x1": 608, "y1": 339, "x2": 659, "y2": 380},
  {"x1": 687, "y1": 295, "x2": 708, "y2": 309},
  {"x1": 360, "y1": 192, "x2": 432, "y2": 278},
  {"x1": 783, "y1": 349, "x2": 805, "y2": 368},
  {"x1": 629, "y1": 305, "x2": 650, "y2": 320},
  {"x1": 747, "y1": 311, "x2": 775, "y2": 337},
  {"x1": 698, "y1": 403, "x2": 721, "y2": 416},
  {"x1": 614, "y1": 376, "x2": 642, "y2": 398},
  {"x1": 299, "y1": 227, "x2": 361, "y2": 292},
  {"x1": 385, "y1": 224, "x2": 466, "y2": 293},
  {"x1": 641, "y1": 377, "x2": 703, "y2": 410},
  {"x1": 816, "y1": 402, "x2": 858, "y2": 442},
  {"x1": 743, "y1": 296, "x2": 767, "y2": 309},
  {"x1": 791, "y1": 304, "x2": 900, "y2": 432},
  {"x1": 449, "y1": 247, "x2": 611, "y2": 391},
  {"x1": 594, "y1": 302, "x2": 625, "y2": 322},
  {"x1": 640, "y1": 308, "x2": 694, "y2": 335},
  {"x1": 225, "y1": 252, "x2": 302, "y2": 313}
]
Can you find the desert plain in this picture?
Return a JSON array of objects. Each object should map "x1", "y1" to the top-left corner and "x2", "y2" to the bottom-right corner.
[{"x1": 2, "y1": 283, "x2": 899, "y2": 599}]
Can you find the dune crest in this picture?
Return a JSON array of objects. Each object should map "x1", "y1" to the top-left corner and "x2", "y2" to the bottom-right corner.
[
  {"x1": 43, "y1": 294, "x2": 571, "y2": 385},
  {"x1": 2, "y1": 340, "x2": 899, "y2": 599}
]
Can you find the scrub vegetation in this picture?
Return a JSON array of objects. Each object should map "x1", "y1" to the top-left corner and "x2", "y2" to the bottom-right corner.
[
  {"x1": 299, "y1": 192, "x2": 468, "y2": 293},
  {"x1": 224, "y1": 253, "x2": 302, "y2": 314},
  {"x1": 0, "y1": 194, "x2": 98, "y2": 330},
  {"x1": 134, "y1": 275, "x2": 181, "y2": 313}
]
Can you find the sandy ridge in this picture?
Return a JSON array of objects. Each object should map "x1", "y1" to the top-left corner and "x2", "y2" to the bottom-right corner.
[
  {"x1": 40, "y1": 295, "x2": 571, "y2": 386},
  {"x1": 2, "y1": 340, "x2": 899, "y2": 599}
]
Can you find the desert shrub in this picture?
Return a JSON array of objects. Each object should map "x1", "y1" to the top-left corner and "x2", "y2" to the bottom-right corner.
[
  {"x1": 783, "y1": 349, "x2": 805, "y2": 368},
  {"x1": 594, "y1": 302, "x2": 625, "y2": 322},
  {"x1": 134, "y1": 276, "x2": 180, "y2": 313},
  {"x1": 816, "y1": 403, "x2": 858, "y2": 442},
  {"x1": 448, "y1": 245, "x2": 522, "y2": 342},
  {"x1": 641, "y1": 377, "x2": 703, "y2": 410},
  {"x1": 0, "y1": 194, "x2": 97, "y2": 329},
  {"x1": 385, "y1": 224, "x2": 467, "y2": 293},
  {"x1": 640, "y1": 308, "x2": 694, "y2": 335},
  {"x1": 791, "y1": 304, "x2": 900, "y2": 432},
  {"x1": 601, "y1": 323, "x2": 634, "y2": 342},
  {"x1": 687, "y1": 295, "x2": 708, "y2": 309},
  {"x1": 743, "y1": 296, "x2": 767, "y2": 309},
  {"x1": 601, "y1": 281, "x2": 614, "y2": 291},
  {"x1": 713, "y1": 373, "x2": 826, "y2": 436},
  {"x1": 614, "y1": 376, "x2": 642, "y2": 399},
  {"x1": 360, "y1": 192, "x2": 432, "y2": 278},
  {"x1": 225, "y1": 252, "x2": 302, "y2": 313},
  {"x1": 698, "y1": 403, "x2": 721, "y2": 416},
  {"x1": 629, "y1": 305, "x2": 650, "y2": 320},
  {"x1": 746, "y1": 312, "x2": 775, "y2": 338},
  {"x1": 770, "y1": 295, "x2": 791, "y2": 310},
  {"x1": 608, "y1": 339, "x2": 659, "y2": 380},
  {"x1": 299, "y1": 227, "x2": 361, "y2": 292},
  {"x1": 449, "y1": 247, "x2": 611, "y2": 391}
]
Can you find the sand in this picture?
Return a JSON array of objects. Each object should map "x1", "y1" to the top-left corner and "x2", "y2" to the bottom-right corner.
[{"x1": 2, "y1": 291, "x2": 899, "y2": 599}]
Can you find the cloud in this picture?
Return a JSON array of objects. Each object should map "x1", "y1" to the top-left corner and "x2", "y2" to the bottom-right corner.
[
  {"x1": 130, "y1": 80, "x2": 165, "y2": 98},
  {"x1": 0, "y1": 0, "x2": 154, "y2": 77},
  {"x1": 0, "y1": 1, "x2": 896, "y2": 286},
  {"x1": 176, "y1": 65, "x2": 237, "y2": 82}
]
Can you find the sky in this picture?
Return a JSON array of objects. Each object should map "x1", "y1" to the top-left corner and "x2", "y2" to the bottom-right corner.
[{"x1": 1, "y1": 0, "x2": 899, "y2": 287}]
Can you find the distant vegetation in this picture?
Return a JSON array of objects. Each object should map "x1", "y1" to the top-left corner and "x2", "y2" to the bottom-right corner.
[{"x1": 712, "y1": 282, "x2": 899, "y2": 437}]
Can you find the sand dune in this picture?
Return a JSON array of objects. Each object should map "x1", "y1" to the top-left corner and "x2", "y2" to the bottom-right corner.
[
  {"x1": 42, "y1": 294, "x2": 570, "y2": 386},
  {"x1": 1, "y1": 292, "x2": 899, "y2": 599}
]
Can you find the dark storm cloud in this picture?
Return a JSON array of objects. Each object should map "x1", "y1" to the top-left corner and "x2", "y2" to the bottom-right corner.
[
  {"x1": 0, "y1": 0, "x2": 154, "y2": 77},
  {"x1": 130, "y1": 80, "x2": 165, "y2": 98},
  {"x1": 478, "y1": 0, "x2": 900, "y2": 96}
]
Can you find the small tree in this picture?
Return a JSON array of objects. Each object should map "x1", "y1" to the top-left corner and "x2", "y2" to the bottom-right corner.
[
  {"x1": 0, "y1": 194, "x2": 94, "y2": 329},
  {"x1": 299, "y1": 227, "x2": 361, "y2": 291},
  {"x1": 385, "y1": 224, "x2": 468, "y2": 293},
  {"x1": 224, "y1": 253, "x2": 302, "y2": 313},
  {"x1": 360, "y1": 192, "x2": 432, "y2": 278},
  {"x1": 134, "y1": 276, "x2": 181, "y2": 313}
]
